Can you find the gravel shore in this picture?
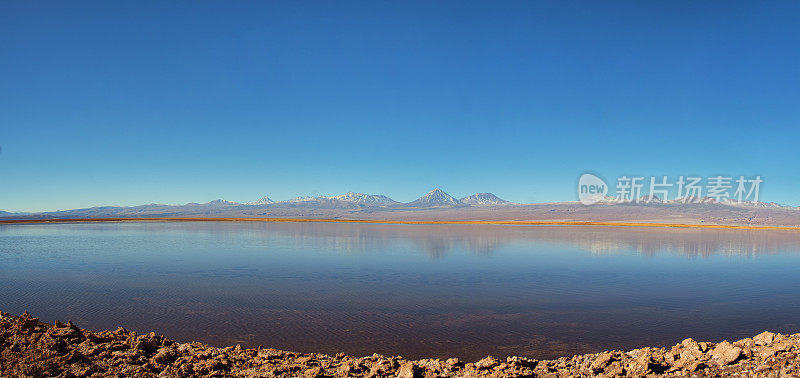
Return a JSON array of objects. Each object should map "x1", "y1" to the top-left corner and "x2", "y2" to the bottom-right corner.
[{"x1": 2, "y1": 311, "x2": 799, "y2": 377}]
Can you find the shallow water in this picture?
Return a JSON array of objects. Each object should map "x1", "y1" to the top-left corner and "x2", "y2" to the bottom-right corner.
[{"x1": 1, "y1": 221, "x2": 800, "y2": 360}]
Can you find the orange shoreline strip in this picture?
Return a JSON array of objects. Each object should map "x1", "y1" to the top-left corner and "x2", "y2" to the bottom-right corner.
[{"x1": 1, "y1": 217, "x2": 799, "y2": 231}]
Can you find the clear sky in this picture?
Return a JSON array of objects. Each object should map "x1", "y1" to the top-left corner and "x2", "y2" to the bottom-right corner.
[{"x1": 1, "y1": 1, "x2": 799, "y2": 212}]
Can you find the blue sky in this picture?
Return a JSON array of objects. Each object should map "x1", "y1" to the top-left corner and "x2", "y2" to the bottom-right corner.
[{"x1": 1, "y1": 1, "x2": 799, "y2": 212}]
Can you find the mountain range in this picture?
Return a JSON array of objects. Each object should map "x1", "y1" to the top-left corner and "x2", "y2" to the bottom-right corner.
[
  {"x1": 1, "y1": 188, "x2": 797, "y2": 223},
  {"x1": 0, "y1": 189, "x2": 511, "y2": 219},
  {"x1": 238, "y1": 189, "x2": 511, "y2": 209}
]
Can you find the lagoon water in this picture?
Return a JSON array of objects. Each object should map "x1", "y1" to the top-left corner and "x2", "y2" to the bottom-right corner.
[{"x1": 2, "y1": 221, "x2": 800, "y2": 360}]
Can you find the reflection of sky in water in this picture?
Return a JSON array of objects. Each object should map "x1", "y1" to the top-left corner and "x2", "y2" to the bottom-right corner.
[{"x1": 1, "y1": 222, "x2": 800, "y2": 360}]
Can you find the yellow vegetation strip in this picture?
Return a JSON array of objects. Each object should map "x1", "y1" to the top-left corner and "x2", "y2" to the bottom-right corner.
[{"x1": 1, "y1": 217, "x2": 799, "y2": 231}]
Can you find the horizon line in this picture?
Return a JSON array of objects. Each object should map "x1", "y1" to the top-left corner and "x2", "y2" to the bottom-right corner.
[{"x1": 3, "y1": 217, "x2": 800, "y2": 232}]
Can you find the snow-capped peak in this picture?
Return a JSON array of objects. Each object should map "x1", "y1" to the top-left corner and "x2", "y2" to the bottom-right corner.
[
  {"x1": 247, "y1": 196, "x2": 275, "y2": 205},
  {"x1": 407, "y1": 188, "x2": 463, "y2": 207},
  {"x1": 329, "y1": 192, "x2": 399, "y2": 206},
  {"x1": 206, "y1": 199, "x2": 240, "y2": 206},
  {"x1": 459, "y1": 193, "x2": 510, "y2": 206},
  {"x1": 273, "y1": 192, "x2": 399, "y2": 207}
]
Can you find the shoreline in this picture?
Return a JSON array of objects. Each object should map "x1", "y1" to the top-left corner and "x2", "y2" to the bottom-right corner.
[
  {"x1": 1, "y1": 311, "x2": 799, "y2": 377},
  {"x1": 3, "y1": 217, "x2": 800, "y2": 231}
]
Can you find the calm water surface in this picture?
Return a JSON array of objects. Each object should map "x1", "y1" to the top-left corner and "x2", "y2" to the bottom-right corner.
[{"x1": 1, "y1": 222, "x2": 800, "y2": 360}]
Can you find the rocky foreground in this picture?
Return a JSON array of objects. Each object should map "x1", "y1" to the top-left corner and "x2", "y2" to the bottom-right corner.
[{"x1": 1, "y1": 312, "x2": 799, "y2": 377}]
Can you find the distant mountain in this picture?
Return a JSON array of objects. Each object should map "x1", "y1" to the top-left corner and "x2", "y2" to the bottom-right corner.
[
  {"x1": 585, "y1": 195, "x2": 720, "y2": 205},
  {"x1": 721, "y1": 199, "x2": 795, "y2": 209},
  {"x1": 329, "y1": 192, "x2": 399, "y2": 206},
  {"x1": 247, "y1": 196, "x2": 274, "y2": 205},
  {"x1": 582, "y1": 195, "x2": 620, "y2": 205},
  {"x1": 636, "y1": 195, "x2": 663, "y2": 204},
  {"x1": 459, "y1": 193, "x2": 510, "y2": 206},
  {"x1": 285, "y1": 196, "x2": 317, "y2": 203},
  {"x1": 666, "y1": 196, "x2": 719, "y2": 204},
  {"x1": 207, "y1": 199, "x2": 241, "y2": 206},
  {"x1": 0, "y1": 210, "x2": 31, "y2": 218},
  {"x1": 273, "y1": 192, "x2": 399, "y2": 209},
  {"x1": 406, "y1": 188, "x2": 463, "y2": 207}
]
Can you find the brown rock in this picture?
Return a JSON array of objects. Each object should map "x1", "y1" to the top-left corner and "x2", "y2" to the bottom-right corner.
[
  {"x1": 50, "y1": 325, "x2": 81, "y2": 339},
  {"x1": 66, "y1": 320, "x2": 80, "y2": 331},
  {"x1": 591, "y1": 351, "x2": 615, "y2": 371},
  {"x1": 475, "y1": 356, "x2": 499, "y2": 370},
  {"x1": 396, "y1": 361, "x2": 418, "y2": 377},
  {"x1": 682, "y1": 360, "x2": 706, "y2": 372},
  {"x1": 628, "y1": 352, "x2": 655, "y2": 375},
  {"x1": 17, "y1": 312, "x2": 39, "y2": 329},
  {"x1": 758, "y1": 341, "x2": 792, "y2": 358},
  {"x1": 113, "y1": 327, "x2": 128, "y2": 336},
  {"x1": 506, "y1": 355, "x2": 537, "y2": 368},
  {"x1": 416, "y1": 358, "x2": 442, "y2": 372},
  {"x1": 304, "y1": 366, "x2": 323, "y2": 377},
  {"x1": 754, "y1": 331, "x2": 777, "y2": 346},
  {"x1": 152, "y1": 347, "x2": 177, "y2": 365},
  {"x1": 711, "y1": 341, "x2": 742, "y2": 365},
  {"x1": 5, "y1": 311, "x2": 800, "y2": 378},
  {"x1": 445, "y1": 357, "x2": 461, "y2": 367},
  {"x1": 679, "y1": 338, "x2": 706, "y2": 362},
  {"x1": 606, "y1": 360, "x2": 626, "y2": 376},
  {"x1": 337, "y1": 360, "x2": 355, "y2": 375}
]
